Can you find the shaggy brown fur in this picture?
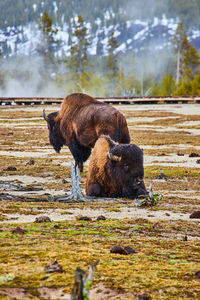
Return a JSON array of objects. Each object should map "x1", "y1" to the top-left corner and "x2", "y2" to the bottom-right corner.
[
  {"x1": 45, "y1": 93, "x2": 130, "y2": 171},
  {"x1": 86, "y1": 135, "x2": 113, "y2": 195},
  {"x1": 86, "y1": 135, "x2": 147, "y2": 199},
  {"x1": 56, "y1": 93, "x2": 130, "y2": 147}
]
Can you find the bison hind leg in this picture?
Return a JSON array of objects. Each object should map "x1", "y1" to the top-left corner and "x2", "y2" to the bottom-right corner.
[{"x1": 87, "y1": 183, "x2": 106, "y2": 197}]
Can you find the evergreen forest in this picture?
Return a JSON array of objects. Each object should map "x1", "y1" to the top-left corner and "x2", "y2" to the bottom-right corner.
[{"x1": 0, "y1": 0, "x2": 200, "y2": 97}]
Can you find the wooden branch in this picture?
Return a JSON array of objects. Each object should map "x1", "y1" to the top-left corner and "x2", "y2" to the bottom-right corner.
[
  {"x1": 0, "y1": 180, "x2": 43, "y2": 191},
  {"x1": 70, "y1": 260, "x2": 99, "y2": 300},
  {"x1": 0, "y1": 193, "x2": 47, "y2": 202}
]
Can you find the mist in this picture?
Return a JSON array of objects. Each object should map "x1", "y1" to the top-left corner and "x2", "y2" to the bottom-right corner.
[
  {"x1": 0, "y1": 56, "x2": 67, "y2": 97},
  {"x1": 0, "y1": 0, "x2": 194, "y2": 97},
  {"x1": 0, "y1": 51, "x2": 175, "y2": 98}
]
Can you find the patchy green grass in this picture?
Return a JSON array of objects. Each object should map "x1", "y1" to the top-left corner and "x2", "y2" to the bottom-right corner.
[
  {"x1": 0, "y1": 105, "x2": 200, "y2": 299},
  {"x1": 0, "y1": 219, "x2": 199, "y2": 299},
  {"x1": 145, "y1": 166, "x2": 200, "y2": 179},
  {"x1": 130, "y1": 129, "x2": 200, "y2": 147}
]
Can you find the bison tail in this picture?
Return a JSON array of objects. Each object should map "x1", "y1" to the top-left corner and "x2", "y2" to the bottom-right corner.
[
  {"x1": 116, "y1": 113, "x2": 130, "y2": 144},
  {"x1": 115, "y1": 114, "x2": 122, "y2": 142}
]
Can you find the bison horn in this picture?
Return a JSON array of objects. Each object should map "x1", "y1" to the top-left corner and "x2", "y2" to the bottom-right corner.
[
  {"x1": 43, "y1": 109, "x2": 49, "y2": 121},
  {"x1": 107, "y1": 149, "x2": 121, "y2": 162}
]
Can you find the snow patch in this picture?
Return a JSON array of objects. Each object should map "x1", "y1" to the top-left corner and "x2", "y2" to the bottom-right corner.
[{"x1": 33, "y1": 4, "x2": 37, "y2": 12}]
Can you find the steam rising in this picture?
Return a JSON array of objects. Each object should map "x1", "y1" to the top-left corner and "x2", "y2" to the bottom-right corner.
[
  {"x1": 0, "y1": 56, "x2": 67, "y2": 97},
  {"x1": 1, "y1": 0, "x2": 198, "y2": 97}
]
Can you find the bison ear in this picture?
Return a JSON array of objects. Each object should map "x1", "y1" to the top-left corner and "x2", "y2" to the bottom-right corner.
[
  {"x1": 107, "y1": 148, "x2": 121, "y2": 162},
  {"x1": 43, "y1": 109, "x2": 49, "y2": 122}
]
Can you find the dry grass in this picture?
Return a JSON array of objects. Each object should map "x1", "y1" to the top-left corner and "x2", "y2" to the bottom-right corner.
[{"x1": 0, "y1": 104, "x2": 200, "y2": 299}]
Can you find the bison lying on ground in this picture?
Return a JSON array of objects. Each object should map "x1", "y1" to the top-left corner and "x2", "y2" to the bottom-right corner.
[
  {"x1": 86, "y1": 135, "x2": 147, "y2": 199},
  {"x1": 43, "y1": 93, "x2": 130, "y2": 171}
]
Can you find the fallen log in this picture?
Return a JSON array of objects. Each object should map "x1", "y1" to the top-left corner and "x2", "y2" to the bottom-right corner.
[
  {"x1": 0, "y1": 180, "x2": 43, "y2": 191},
  {"x1": 0, "y1": 193, "x2": 47, "y2": 202}
]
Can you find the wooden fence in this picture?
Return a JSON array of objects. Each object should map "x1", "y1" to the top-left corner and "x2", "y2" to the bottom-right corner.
[{"x1": 0, "y1": 96, "x2": 200, "y2": 105}]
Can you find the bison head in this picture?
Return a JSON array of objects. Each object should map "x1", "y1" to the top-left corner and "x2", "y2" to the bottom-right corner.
[
  {"x1": 107, "y1": 142, "x2": 147, "y2": 199},
  {"x1": 43, "y1": 109, "x2": 65, "y2": 153}
]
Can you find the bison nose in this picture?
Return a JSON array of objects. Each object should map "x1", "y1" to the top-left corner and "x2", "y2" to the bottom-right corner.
[
  {"x1": 133, "y1": 178, "x2": 147, "y2": 194},
  {"x1": 136, "y1": 179, "x2": 148, "y2": 197}
]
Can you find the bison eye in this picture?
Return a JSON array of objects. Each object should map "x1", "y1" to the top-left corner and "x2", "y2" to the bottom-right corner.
[{"x1": 124, "y1": 164, "x2": 129, "y2": 172}]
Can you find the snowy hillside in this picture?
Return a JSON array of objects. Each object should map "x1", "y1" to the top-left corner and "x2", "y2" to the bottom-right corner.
[{"x1": 0, "y1": 13, "x2": 200, "y2": 58}]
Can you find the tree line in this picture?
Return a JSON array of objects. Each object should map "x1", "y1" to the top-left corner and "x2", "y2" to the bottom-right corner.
[
  {"x1": 1, "y1": 0, "x2": 200, "y2": 30},
  {"x1": 0, "y1": 11, "x2": 199, "y2": 96},
  {"x1": 39, "y1": 12, "x2": 200, "y2": 96}
]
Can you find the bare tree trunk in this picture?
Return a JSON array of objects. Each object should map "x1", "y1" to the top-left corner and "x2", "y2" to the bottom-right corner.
[
  {"x1": 176, "y1": 47, "x2": 180, "y2": 86},
  {"x1": 140, "y1": 67, "x2": 144, "y2": 96}
]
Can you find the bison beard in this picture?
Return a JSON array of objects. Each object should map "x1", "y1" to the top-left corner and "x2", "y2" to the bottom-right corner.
[
  {"x1": 86, "y1": 135, "x2": 147, "y2": 199},
  {"x1": 45, "y1": 111, "x2": 65, "y2": 153},
  {"x1": 43, "y1": 93, "x2": 130, "y2": 171}
]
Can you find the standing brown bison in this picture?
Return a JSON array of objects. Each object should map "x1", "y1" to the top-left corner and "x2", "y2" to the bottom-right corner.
[
  {"x1": 86, "y1": 135, "x2": 147, "y2": 199},
  {"x1": 43, "y1": 93, "x2": 130, "y2": 171}
]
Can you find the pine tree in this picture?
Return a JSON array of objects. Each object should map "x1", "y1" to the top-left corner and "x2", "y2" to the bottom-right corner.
[
  {"x1": 116, "y1": 68, "x2": 140, "y2": 96},
  {"x1": 174, "y1": 76, "x2": 193, "y2": 95},
  {"x1": 116, "y1": 67, "x2": 126, "y2": 96},
  {"x1": 79, "y1": 70, "x2": 106, "y2": 96},
  {"x1": 183, "y1": 37, "x2": 200, "y2": 79},
  {"x1": 0, "y1": 51, "x2": 5, "y2": 88},
  {"x1": 191, "y1": 70, "x2": 200, "y2": 95},
  {"x1": 36, "y1": 11, "x2": 60, "y2": 92},
  {"x1": 38, "y1": 11, "x2": 58, "y2": 64},
  {"x1": 67, "y1": 15, "x2": 91, "y2": 86},
  {"x1": 96, "y1": 35, "x2": 104, "y2": 56},
  {"x1": 174, "y1": 22, "x2": 200, "y2": 85},
  {"x1": 158, "y1": 74, "x2": 176, "y2": 96},
  {"x1": 106, "y1": 31, "x2": 119, "y2": 78},
  {"x1": 150, "y1": 82, "x2": 159, "y2": 97}
]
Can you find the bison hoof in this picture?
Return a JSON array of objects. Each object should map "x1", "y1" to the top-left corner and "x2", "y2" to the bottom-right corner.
[{"x1": 47, "y1": 162, "x2": 86, "y2": 202}]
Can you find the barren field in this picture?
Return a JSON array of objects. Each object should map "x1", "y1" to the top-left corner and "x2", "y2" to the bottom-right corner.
[{"x1": 0, "y1": 103, "x2": 200, "y2": 299}]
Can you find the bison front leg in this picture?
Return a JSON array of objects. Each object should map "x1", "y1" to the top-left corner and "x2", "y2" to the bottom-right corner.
[
  {"x1": 69, "y1": 139, "x2": 91, "y2": 173},
  {"x1": 49, "y1": 162, "x2": 85, "y2": 202},
  {"x1": 86, "y1": 183, "x2": 107, "y2": 197}
]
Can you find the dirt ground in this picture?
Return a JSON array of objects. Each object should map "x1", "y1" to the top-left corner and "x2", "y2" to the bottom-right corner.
[{"x1": 0, "y1": 102, "x2": 200, "y2": 299}]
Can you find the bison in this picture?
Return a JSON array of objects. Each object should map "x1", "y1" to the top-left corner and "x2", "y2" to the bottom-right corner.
[
  {"x1": 43, "y1": 93, "x2": 130, "y2": 171},
  {"x1": 86, "y1": 135, "x2": 147, "y2": 199}
]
